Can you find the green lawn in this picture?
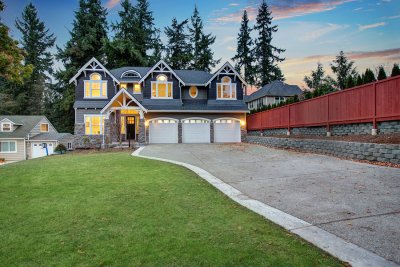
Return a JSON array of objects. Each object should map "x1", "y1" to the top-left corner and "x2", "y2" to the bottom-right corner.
[{"x1": 0, "y1": 152, "x2": 343, "y2": 266}]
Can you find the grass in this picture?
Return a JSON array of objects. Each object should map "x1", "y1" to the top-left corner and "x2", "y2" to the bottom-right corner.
[{"x1": 0, "y1": 152, "x2": 343, "y2": 266}]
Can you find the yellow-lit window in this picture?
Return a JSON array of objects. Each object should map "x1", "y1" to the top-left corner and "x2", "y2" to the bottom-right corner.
[
  {"x1": 84, "y1": 73, "x2": 107, "y2": 98},
  {"x1": 217, "y1": 76, "x2": 236, "y2": 100},
  {"x1": 85, "y1": 115, "x2": 105, "y2": 135},
  {"x1": 151, "y1": 74, "x2": 173, "y2": 98},
  {"x1": 40, "y1": 123, "x2": 49, "y2": 132},
  {"x1": 120, "y1": 83, "x2": 128, "y2": 90},
  {"x1": 189, "y1": 86, "x2": 198, "y2": 98},
  {"x1": 134, "y1": 83, "x2": 141, "y2": 93}
]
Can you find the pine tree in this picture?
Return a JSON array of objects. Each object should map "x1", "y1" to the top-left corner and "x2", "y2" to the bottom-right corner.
[
  {"x1": 232, "y1": 10, "x2": 255, "y2": 85},
  {"x1": 304, "y1": 63, "x2": 325, "y2": 90},
  {"x1": 0, "y1": 0, "x2": 32, "y2": 115},
  {"x1": 345, "y1": 75, "x2": 355, "y2": 89},
  {"x1": 390, "y1": 63, "x2": 400, "y2": 77},
  {"x1": 55, "y1": 0, "x2": 108, "y2": 132},
  {"x1": 135, "y1": 0, "x2": 155, "y2": 60},
  {"x1": 107, "y1": 0, "x2": 143, "y2": 68},
  {"x1": 15, "y1": 2, "x2": 56, "y2": 114},
  {"x1": 363, "y1": 68, "x2": 376, "y2": 84},
  {"x1": 331, "y1": 51, "x2": 356, "y2": 90},
  {"x1": 356, "y1": 74, "x2": 363, "y2": 86},
  {"x1": 164, "y1": 18, "x2": 192, "y2": 69},
  {"x1": 189, "y1": 6, "x2": 219, "y2": 71},
  {"x1": 148, "y1": 28, "x2": 164, "y2": 65},
  {"x1": 253, "y1": 0, "x2": 285, "y2": 86},
  {"x1": 377, "y1": 66, "x2": 387, "y2": 80}
]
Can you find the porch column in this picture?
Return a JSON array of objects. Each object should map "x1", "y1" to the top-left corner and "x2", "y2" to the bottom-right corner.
[
  {"x1": 138, "y1": 118, "x2": 146, "y2": 145},
  {"x1": 103, "y1": 117, "x2": 111, "y2": 149}
]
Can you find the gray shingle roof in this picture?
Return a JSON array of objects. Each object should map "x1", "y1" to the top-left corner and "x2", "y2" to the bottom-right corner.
[
  {"x1": 0, "y1": 115, "x2": 45, "y2": 138},
  {"x1": 74, "y1": 101, "x2": 109, "y2": 109},
  {"x1": 245, "y1": 81, "x2": 303, "y2": 102},
  {"x1": 143, "y1": 99, "x2": 248, "y2": 111},
  {"x1": 30, "y1": 132, "x2": 73, "y2": 141},
  {"x1": 110, "y1": 67, "x2": 151, "y2": 81}
]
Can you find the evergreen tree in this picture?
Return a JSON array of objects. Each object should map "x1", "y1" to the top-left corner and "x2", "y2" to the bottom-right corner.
[
  {"x1": 331, "y1": 51, "x2": 356, "y2": 90},
  {"x1": 164, "y1": 18, "x2": 192, "y2": 69},
  {"x1": 148, "y1": 28, "x2": 164, "y2": 65},
  {"x1": 107, "y1": 0, "x2": 144, "y2": 68},
  {"x1": 253, "y1": 0, "x2": 285, "y2": 86},
  {"x1": 304, "y1": 63, "x2": 325, "y2": 89},
  {"x1": 345, "y1": 75, "x2": 355, "y2": 89},
  {"x1": 377, "y1": 66, "x2": 387, "y2": 80},
  {"x1": 391, "y1": 63, "x2": 400, "y2": 77},
  {"x1": 363, "y1": 68, "x2": 376, "y2": 84},
  {"x1": 356, "y1": 74, "x2": 363, "y2": 86},
  {"x1": 0, "y1": 0, "x2": 32, "y2": 115},
  {"x1": 135, "y1": 0, "x2": 155, "y2": 60},
  {"x1": 189, "y1": 6, "x2": 219, "y2": 71},
  {"x1": 15, "y1": 2, "x2": 56, "y2": 114},
  {"x1": 55, "y1": 0, "x2": 108, "y2": 132},
  {"x1": 232, "y1": 10, "x2": 255, "y2": 85}
]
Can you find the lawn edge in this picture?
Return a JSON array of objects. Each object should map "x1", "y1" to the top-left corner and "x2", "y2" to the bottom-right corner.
[{"x1": 132, "y1": 147, "x2": 399, "y2": 267}]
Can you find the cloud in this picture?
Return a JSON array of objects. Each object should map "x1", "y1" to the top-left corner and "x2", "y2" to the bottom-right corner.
[
  {"x1": 229, "y1": 3, "x2": 240, "y2": 7},
  {"x1": 388, "y1": 14, "x2": 400, "y2": 19},
  {"x1": 299, "y1": 23, "x2": 347, "y2": 42},
  {"x1": 358, "y1": 22, "x2": 386, "y2": 31},
  {"x1": 105, "y1": 0, "x2": 120, "y2": 9},
  {"x1": 210, "y1": 0, "x2": 354, "y2": 23}
]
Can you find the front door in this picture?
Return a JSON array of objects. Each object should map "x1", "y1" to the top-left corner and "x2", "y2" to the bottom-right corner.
[{"x1": 126, "y1": 116, "x2": 136, "y2": 140}]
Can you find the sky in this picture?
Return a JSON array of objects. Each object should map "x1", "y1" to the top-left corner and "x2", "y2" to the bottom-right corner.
[{"x1": 2, "y1": 0, "x2": 400, "y2": 89}]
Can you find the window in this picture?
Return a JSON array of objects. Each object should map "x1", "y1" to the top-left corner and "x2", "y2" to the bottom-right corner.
[
  {"x1": 121, "y1": 70, "x2": 141, "y2": 79},
  {"x1": 1, "y1": 123, "x2": 12, "y2": 132},
  {"x1": 134, "y1": 83, "x2": 141, "y2": 94},
  {"x1": 217, "y1": 76, "x2": 236, "y2": 100},
  {"x1": 120, "y1": 83, "x2": 128, "y2": 90},
  {"x1": 85, "y1": 115, "x2": 105, "y2": 135},
  {"x1": 151, "y1": 74, "x2": 173, "y2": 99},
  {"x1": 40, "y1": 123, "x2": 49, "y2": 132},
  {"x1": 215, "y1": 119, "x2": 233, "y2": 124},
  {"x1": 0, "y1": 141, "x2": 16, "y2": 153},
  {"x1": 152, "y1": 119, "x2": 176, "y2": 124},
  {"x1": 84, "y1": 73, "x2": 107, "y2": 98},
  {"x1": 183, "y1": 119, "x2": 209, "y2": 124},
  {"x1": 274, "y1": 97, "x2": 286, "y2": 104},
  {"x1": 67, "y1": 142, "x2": 72, "y2": 150},
  {"x1": 189, "y1": 86, "x2": 198, "y2": 98}
]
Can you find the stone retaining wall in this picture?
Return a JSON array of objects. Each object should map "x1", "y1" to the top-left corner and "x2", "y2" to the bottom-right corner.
[{"x1": 246, "y1": 136, "x2": 400, "y2": 165}]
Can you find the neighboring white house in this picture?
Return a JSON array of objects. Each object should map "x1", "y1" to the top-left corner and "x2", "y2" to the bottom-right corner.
[
  {"x1": 245, "y1": 81, "x2": 303, "y2": 110},
  {"x1": 0, "y1": 115, "x2": 73, "y2": 162}
]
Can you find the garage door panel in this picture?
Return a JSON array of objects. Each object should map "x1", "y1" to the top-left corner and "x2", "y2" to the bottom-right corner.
[
  {"x1": 149, "y1": 120, "x2": 178, "y2": 144},
  {"x1": 182, "y1": 122, "x2": 210, "y2": 143},
  {"x1": 214, "y1": 120, "x2": 241, "y2": 143},
  {"x1": 32, "y1": 142, "x2": 55, "y2": 158}
]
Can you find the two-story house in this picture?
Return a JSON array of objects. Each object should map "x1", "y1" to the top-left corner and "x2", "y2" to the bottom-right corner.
[
  {"x1": 70, "y1": 58, "x2": 249, "y2": 147},
  {"x1": 0, "y1": 115, "x2": 73, "y2": 162}
]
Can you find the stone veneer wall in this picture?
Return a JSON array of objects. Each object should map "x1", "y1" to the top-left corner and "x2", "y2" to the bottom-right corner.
[
  {"x1": 248, "y1": 121, "x2": 400, "y2": 137},
  {"x1": 246, "y1": 136, "x2": 400, "y2": 164},
  {"x1": 74, "y1": 124, "x2": 104, "y2": 149}
]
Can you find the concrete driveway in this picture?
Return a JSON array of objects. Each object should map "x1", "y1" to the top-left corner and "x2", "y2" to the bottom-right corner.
[{"x1": 141, "y1": 143, "x2": 400, "y2": 264}]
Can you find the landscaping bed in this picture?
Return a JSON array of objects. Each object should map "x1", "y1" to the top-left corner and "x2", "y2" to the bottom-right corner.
[
  {"x1": 262, "y1": 133, "x2": 400, "y2": 144},
  {"x1": 0, "y1": 152, "x2": 343, "y2": 266}
]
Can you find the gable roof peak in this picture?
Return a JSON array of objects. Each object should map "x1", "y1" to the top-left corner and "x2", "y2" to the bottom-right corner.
[{"x1": 69, "y1": 57, "x2": 119, "y2": 85}]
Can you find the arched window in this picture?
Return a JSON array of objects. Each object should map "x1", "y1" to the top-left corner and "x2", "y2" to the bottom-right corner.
[
  {"x1": 84, "y1": 73, "x2": 107, "y2": 98},
  {"x1": 217, "y1": 76, "x2": 236, "y2": 100},
  {"x1": 120, "y1": 70, "x2": 141, "y2": 79},
  {"x1": 151, "y1": 74, "x2": 173, "y2": 99},
  {"x1": 189, "y1": 86, "x2": 198, "y2": 98}
]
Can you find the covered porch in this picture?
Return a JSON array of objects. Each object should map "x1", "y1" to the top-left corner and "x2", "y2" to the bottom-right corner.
[{"x1": 101, "y1": 89, "x2": 147, "y2": 147}]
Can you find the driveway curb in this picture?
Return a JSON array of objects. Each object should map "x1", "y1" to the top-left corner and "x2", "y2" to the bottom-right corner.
[{"x1": 132, "y1": 147, "x2": 399, "y2": 267}]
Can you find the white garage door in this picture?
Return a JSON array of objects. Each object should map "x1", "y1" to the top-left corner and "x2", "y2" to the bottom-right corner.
[
  {"x1": 149, "y1": 119, "x2": 178, "y2": 144},
  {"x1": 182, "y1": 119, "x2": 210, "y2": 143},
  {"x1": 214, "y1": 119, "x2": 241, "y2": 143},
  {"x1": 32, "y1": 142, "x2": 55, "y2": 159}
]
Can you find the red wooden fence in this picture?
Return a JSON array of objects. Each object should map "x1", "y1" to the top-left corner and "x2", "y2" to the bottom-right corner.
[{"x1": 247, "y1": 75, "x2": 400, "y2": 131}]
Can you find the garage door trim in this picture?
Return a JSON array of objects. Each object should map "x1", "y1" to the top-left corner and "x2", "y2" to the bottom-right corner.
[
  {"x1": 148, "y1": 117, "x2": 179, "y2": 144},
  {"x1": 213, "y1": 117, "x2": 242, "y2": 143},
  {"x1": 182, "y1": 117, "x2": 211, "y2": 144}
]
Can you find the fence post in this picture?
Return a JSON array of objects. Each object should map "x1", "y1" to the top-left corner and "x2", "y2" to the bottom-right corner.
[
  {"x1": 372, "y1": 82, "x2": 378, "y2": 135},
  {"x1": 287, "y1": 106, "x2": 291, "y2": 136},
  {"x1": 326, "y1": 95, "x2": 331, "y2": 136}
]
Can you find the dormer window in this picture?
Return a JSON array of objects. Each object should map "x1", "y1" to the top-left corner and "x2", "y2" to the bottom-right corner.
[
  {"x1": 1, "y1": 122, "x2": 12, "y2": 132},
  {"x1": 151, "y1": 74, "x2": 173, "y2": 99},
  {"x1": 120, "y1": 70, "x2": 141, "y2": 79},
  {"x1": 40, "y1": 123, "x2": 49, "y2": 132},
  {"x1": 84, "y1": 73, "x2": 107, "y2": 98},
  {"x1": 217, "y1": 76, "x2": 236, "y2": 100}
]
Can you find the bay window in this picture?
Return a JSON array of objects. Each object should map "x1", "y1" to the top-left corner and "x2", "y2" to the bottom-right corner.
[
  {"x1": 151, "y1": 74, "x2": 173, "y2": 99},
  {"x1": 0, "y1": 141, "x2": 16, "y2": 153},
  {"x1": 217, "y1": 76, "x2": 236, "y2": 100},
  {"x1": 85, "y1": 115, "x2": 105, "y2": 135},
  {"x1": 84, "y1": 73, "x2": 107, "y2": 98}
]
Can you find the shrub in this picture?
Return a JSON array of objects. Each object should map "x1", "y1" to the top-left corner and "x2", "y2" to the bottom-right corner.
[{"x1": 54, "y1": 144, "x2": 67, "y2": 154}]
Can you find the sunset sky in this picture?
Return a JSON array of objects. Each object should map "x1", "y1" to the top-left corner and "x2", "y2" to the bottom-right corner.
[{"x1": 3, "y1": 0, "x2": 400, "y2": 89}]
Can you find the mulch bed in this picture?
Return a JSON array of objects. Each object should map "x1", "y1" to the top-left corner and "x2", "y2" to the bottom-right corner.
[{"x1": 266, "y1": 133, "x2": 400, "y2": 144}]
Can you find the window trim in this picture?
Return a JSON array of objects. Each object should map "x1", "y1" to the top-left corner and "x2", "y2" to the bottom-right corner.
[
  {"x1": 151, "y1": 74, "x2": 173, "y2": 99},
  {"x1": 189, "y1": 86, "x2": 198, "y2": 98},
  {"x1": 0, "y1": 140, "x2": 17, "y2": 153},
  {"x1": 67, "y1": 142, "x2": 72, "y2": 150},
  {"x1": 216, "y1": 76, "x2": 237, "y2": 100},
  {"x1": 133, "y1": 83, "x2": 141, "y2": 94},
  {"x1": 40, "y1": 123, "x2": 49, "y2": 133},
  {"x1": 84, "y1": 73, "x2": 108, "y2": 99},
  {"x1": 274, "y1": 96, "x2": 285, "y2": 104},
  {"x1": 1, "y1": 122, "x2": 12, "y2": 132},
  {"x1": 84, "y1": 115, "x2": 105, "y2": 135}
]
